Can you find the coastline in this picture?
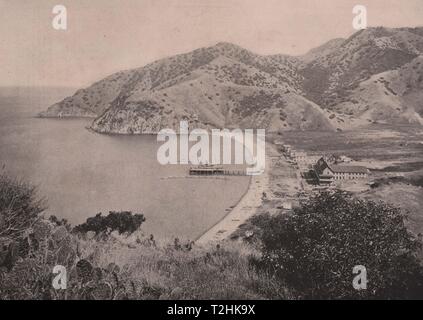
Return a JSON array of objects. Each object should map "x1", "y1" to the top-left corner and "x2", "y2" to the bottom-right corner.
[{"x1": 195, "y1": 143, "x2": 272, "y2": 245}]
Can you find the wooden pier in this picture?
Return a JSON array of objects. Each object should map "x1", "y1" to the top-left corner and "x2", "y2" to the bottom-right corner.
[{"x1": 189, "y1": 165, "x2": 246, "y2": 176}]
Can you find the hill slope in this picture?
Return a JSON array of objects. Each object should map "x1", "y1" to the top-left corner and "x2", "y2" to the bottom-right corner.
[
  {"x1": 329, "y1": 55, "x2": 423, "y2": 128},
  {"x1": 300, "y1": 27, "x2": 423, "y2": 109},
  {"x1": 41, "y1": 27, "x2": 423, "y2": 133}
]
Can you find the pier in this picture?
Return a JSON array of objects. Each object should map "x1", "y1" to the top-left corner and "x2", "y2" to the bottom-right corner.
[{"x1": 189, "y1": 165, "x2": 246, "y2": 176}]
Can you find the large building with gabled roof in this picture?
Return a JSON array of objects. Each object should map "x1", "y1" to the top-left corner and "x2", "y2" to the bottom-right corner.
[{"x1": 314, "y1": 157, "x2": 369, "y2": 184}]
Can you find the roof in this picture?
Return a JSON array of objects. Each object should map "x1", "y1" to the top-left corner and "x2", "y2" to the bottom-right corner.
[
  {"x1": 314, "y1": 157, "x2": 330, "y2": 175},
  {"x1": 314, "y1": 157, "x2": 368, "y2": 175},
  {"x1": 295, "y1": 152, "x2": 307, "y2": 157},
  {"x1": 329, "y1": 165, "x2": 368, "y2": 174}
]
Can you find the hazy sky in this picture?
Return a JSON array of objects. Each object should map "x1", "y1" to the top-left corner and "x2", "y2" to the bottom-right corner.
[{"x1": 1, "y1": 0, "x2": 422, "y2": 87}]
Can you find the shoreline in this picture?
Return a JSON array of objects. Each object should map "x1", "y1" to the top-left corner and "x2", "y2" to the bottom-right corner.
[
  {"x1": 195, "y1": 144, "x2": 272, "y2": 245},
  {"x1": 26, "y1": 115, "x2": 272, "y2": 242}
]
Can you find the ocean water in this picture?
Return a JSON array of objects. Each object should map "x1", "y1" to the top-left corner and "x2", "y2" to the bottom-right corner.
[{"x1": 0, "y1": 87, "x2": 250, "y2": 240}]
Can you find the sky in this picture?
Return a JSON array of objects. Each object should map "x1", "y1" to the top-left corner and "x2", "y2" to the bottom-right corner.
[{"x1": 0, "y1": 0, "x2": 422, "y2": 87}]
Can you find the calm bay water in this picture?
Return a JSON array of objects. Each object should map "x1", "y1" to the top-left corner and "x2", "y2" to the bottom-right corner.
[{"x1": 0, "y1": 87, "x2": 249, "y2": 240}]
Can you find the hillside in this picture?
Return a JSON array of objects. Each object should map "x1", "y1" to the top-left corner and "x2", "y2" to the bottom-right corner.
[
  {"x1": 40, "y1": 27, "x2": 423, "y2": 133},
  {"x1": 300, "y1": 27, "x2": 423, "y2": 108},
  {"x1": 90, "y1": 54, "x2": 331, "y2": 134},
  {"x1": 39, "y1": 70, "x2": 137, "y2": 118},
  {"x1": 329, "y1": 56, "x2": 423, "y2": 127}
]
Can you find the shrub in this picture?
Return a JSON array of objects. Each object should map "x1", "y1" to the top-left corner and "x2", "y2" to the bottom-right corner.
[
  {"x1": 0, "y1": 173, "x2": 45, "y2": 241},
  {"x1": 73, "y1": 211, "x2": 146, "y2": 235},
  {"x1": 252, "y1": 191, "x2": 423, "y2": 299},
  {"x1": 0, "y1": 219, "x2": 78, "y2": 299}
]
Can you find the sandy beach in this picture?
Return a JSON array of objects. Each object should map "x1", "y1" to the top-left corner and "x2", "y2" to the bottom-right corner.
[{"x1": 195, "y1": 144, "x2": 274, "y2": 245}]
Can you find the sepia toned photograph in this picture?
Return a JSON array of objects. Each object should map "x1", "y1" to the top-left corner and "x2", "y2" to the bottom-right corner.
[{"x1": 1, "y1": 0, "x2": 423, "y2": 305}]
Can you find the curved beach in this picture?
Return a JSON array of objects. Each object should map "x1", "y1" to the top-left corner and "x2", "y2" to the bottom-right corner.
[{"x1": 195, "y1": 145, "x2": 272, "y2": 245}]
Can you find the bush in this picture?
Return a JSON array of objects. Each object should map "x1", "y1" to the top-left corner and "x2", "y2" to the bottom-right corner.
[
  {"x1": 0, "y1": 174, "x2": 78, "y2": 299},
  {"x1": 0, "y1": 173, "x2": 45, "y2": 241},
  {"x1": 0, "y1": 174, "x2": 280, "y2": 300},
  {"x1": 73, "y1": 211, "x2": 145, "y2": 235},
  {"x1": 0, "y1": 173, "x2": 46, "y2": 272},
  {"x1": 253, "y1": 191, "x2": 423, "y2": 299},
  {"x1": 0, "y1": 219, "x2": 78, "y2": 299}
]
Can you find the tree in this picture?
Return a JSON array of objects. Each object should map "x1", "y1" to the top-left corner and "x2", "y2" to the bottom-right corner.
[
  {"x1": 73, "y1": 211, "x2": 145, "y2": 235},
  {"x1": 253, "y1": 191, "x2": 423, "y2": 299}
]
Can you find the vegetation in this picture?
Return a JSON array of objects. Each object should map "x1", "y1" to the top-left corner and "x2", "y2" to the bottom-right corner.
[
  {"x1": 0, "y1": 173, "x2": 45, "y2": 241},
  {"x1": 73, "y1": 211, "x2": 146, "y2": 235},
  {"x1": 252, "y1": 191, "x2": 423, "y2": 299},
  {"x1": 234, "y1": 92, "x2": 284, "y2": 118},
  {"x1": 0, "y1": 174, "x2": 279, "y2": 300},
  {"x1": 1, "y1": 174, "x2": 423, "y2": 300}
]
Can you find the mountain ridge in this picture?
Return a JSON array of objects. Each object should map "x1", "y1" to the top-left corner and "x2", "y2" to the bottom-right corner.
[{"x1": 40, "y1": 26, "x2": 423, "y2": 133}]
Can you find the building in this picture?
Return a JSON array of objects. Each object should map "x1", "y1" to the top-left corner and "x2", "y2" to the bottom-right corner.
[
  {"x1": 281, "y1": 144, "x2": 295, "y2": 158},
  {"x1": 314, "y1": 157, "x2": 369, "y2": 185},
  {"x1": 295, "y1": 152, "x2": 307, "y2": 164},
  {"x1": 189, "y1": 164, "x2": 224, "y2": 175},
  {"x1": 295, "y1": 152, "x2": 321, "y2": 167},
  {"x1": 339, "y1": 155, "x2": 353, "y2": 163},
  {"x1": 189, "y1": 164, "x2": 246, "y2": 176}
]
